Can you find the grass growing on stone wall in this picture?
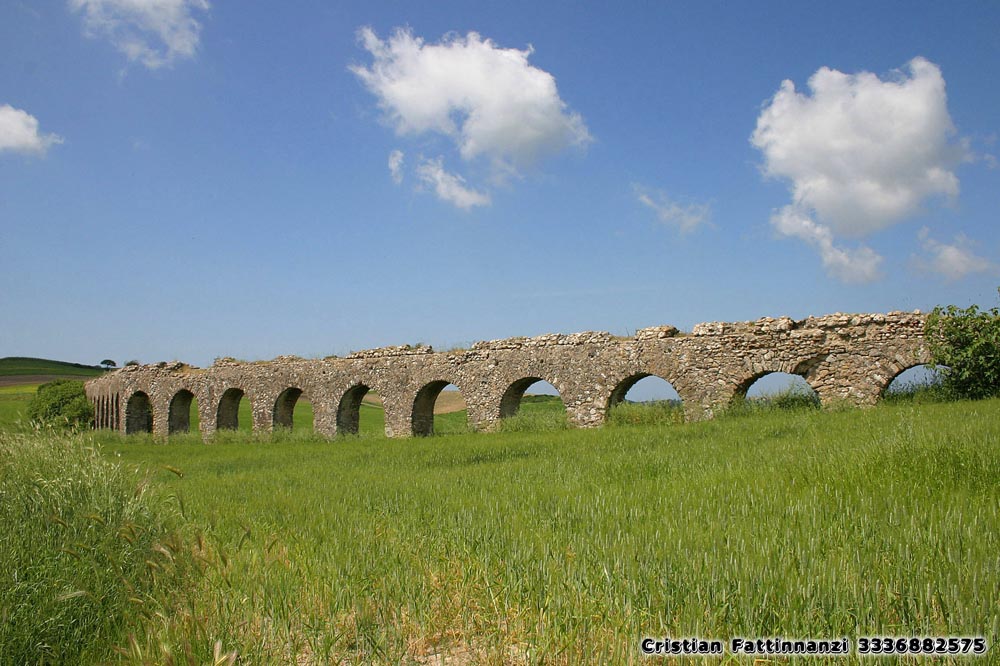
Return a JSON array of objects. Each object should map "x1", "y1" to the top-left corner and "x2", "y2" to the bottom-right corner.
[{"x1": 70, "y1": 398, "x2": 1000, "y2": 663}]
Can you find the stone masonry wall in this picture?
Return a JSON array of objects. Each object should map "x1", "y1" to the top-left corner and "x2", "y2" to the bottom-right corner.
[{"x1": 85, "y1": 311, "x2": 930, "y2": 439}]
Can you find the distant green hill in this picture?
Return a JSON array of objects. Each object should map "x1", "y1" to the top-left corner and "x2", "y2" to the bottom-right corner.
[{"x1": 0, "y1": 357, "x2": 106, "y2": 378}]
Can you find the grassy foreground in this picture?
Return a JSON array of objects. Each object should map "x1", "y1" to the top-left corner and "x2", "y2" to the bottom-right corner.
[{"x1": 2, "y1": 398, "x2": 998, "y2": 663}]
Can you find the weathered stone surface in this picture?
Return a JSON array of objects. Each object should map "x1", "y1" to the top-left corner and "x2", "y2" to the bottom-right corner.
[{"x1": 86, "y1": 310, "x2": 930, "y2": 439}]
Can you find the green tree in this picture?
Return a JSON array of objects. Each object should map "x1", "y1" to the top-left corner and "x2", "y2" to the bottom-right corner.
[
  {"x1": 100, "y1": 359, "x2": 117, "y2": 369},
  {"x1": 925, "y1": 293, "x2": 1000, "y2": 400},
  {"x1": 27, "y1": 380, "x2": 94, "y2": 429}
]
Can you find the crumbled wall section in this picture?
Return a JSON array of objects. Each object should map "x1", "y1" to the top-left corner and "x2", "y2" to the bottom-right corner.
[{"x1": 84, "y1": 311, "x2": 930, "y2": 439}]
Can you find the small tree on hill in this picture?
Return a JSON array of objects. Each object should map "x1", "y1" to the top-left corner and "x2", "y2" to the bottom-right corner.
[
  {"x1": 27, "y1": 380, "x2": 94, "y2": 429},
  {"x1": 100, "y1": 359, "x2": 117, "y2": 369},
  {"x1": 925, "y1": 291, "x2": 1000, "y2": 400}
]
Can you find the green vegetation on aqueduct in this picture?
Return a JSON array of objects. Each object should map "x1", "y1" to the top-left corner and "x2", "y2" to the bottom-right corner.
[{"x1": 1, "y1": 384, "x2": 997, "y2": 663}]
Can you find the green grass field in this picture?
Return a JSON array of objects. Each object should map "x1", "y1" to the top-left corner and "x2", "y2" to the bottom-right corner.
[
  {"x1": 0, "y1": 384, "x2": 38, "y2": 429},
  {"x1": 2, "y1": 372, "x2": 997, "y2": 663}
]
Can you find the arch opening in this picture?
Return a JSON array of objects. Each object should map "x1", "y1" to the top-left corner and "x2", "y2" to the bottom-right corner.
[
  {"x1": 217, "y1": 388, "x2": 250, "y2": 431},
  {"x1": 499, "y1": 378, "x2": 567, "y2": 430},
  {"x1": 168, "y1": 389, "x2": 198, "y2": 435},
  {"x1": 273, "y1": 387, "x2": 313, "y2": 431},
  {"x1": 735, "y1": 372, "x2": 820, "y2": 410},
  {"x1": 884, "y1": 364, "x2": 946, "y2": 401},
  {"x1": 125, "y1": 391, "x2": 153, "y2": 435},
  {"x1": 412, "y1": 381, "x2": 468, "y2": 437},
  {"x1": 607, "y1": 374, "x2": 684, "y2": 425},
  {"x1": 336, "y1": 384, "x2": 386, "y2": 437}
]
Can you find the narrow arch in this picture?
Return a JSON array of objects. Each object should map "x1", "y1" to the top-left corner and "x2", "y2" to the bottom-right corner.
[
  {"x1": 735, "y1": 372, "x2": 819, "y2": 409},
  {"x1": 412, "y1": 380, "x2": 468, "y2": 437},
  {"x1": 607, "y1": 373, "x2": 684, "y2": 425},
  {"x1": 168, "y1": 389, "x2": 197, "y2": 435},
  {"x1": 273, "y1": 387, "x2": 312, "y2": 431},
  {"x1": 337, "y1": 384, "x2": 387, "y2": 436},
  {"x1": 125, "y1": 391, "x2": 153, "y2": 434},
  {"x1": 217, "y1": 388, "x2": 246, "y2": 431}
]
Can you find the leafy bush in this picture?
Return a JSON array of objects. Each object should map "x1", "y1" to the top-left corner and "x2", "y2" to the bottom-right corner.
[
  {"x1": 27, "y1": 380, "x2": 93, "y2": 429},
  {"x1": 925, "y1": 296, "x2": 1000, "y2": 400}
]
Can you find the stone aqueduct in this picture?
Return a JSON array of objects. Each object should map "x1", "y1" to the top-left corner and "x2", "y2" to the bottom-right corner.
[{"x1": 85, "y1": 311, "x2": 930, "y2": 439}]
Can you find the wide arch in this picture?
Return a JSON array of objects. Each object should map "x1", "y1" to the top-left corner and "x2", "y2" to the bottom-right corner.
[
  {"x1": 607, "y1": 373, "x2": 682, "y2": 408},
  {"x1": 168, "y1": 389, "x2": 196, "y2": 435},
  {"x1": 606, "y1": 373, "x2": 685, "y2": 424},
  {"x1": 882, "y1": 363, "x2": 945, "y2": 398},
  {"x1": 734, "y1": 371, "x2": 820, "y2": 407},
  {"x1": 125, "y1": 391, "x2": 153, "y2": 434},
  {"x1": 217, "y1": 387, "x2": 246, "y2": 431},
  {"x1": 273, "y1": 387, "x2": 311, "y2": 430},
  {"x1": 500, "y1": 376, "x2": 567, "y2": 418}
]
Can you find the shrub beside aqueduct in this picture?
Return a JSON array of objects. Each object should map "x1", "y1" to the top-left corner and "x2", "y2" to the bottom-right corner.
[{"x1": 85, "y1": 311, "x2": 929, "y2": 439}]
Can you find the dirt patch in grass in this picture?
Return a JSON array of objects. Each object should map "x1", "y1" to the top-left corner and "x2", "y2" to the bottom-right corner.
[
  {"x1": 360, "y1": 390, "x2": 468, "y2": 414},
  {"x1": 0, "y1": 375, "x2": 89, "y2": 388}
]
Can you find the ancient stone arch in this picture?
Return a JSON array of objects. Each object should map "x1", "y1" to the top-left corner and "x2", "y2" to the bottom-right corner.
[
  {"x1": 124, "y1": 390, "x2": 152, "y2": 434},
  {"x1": 86, "y1": 311, "x2": 930, "y2": 439},
  {"x1": 168, "y1": 389, "x2": 196, "y2": 434}
]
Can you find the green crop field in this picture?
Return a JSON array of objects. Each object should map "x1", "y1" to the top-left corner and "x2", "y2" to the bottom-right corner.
[
  {"x1": 0, "y1": 356, "x2": 105, "y2": 378},
  {"x1": 2, "y1": 394, "x2": 996, "y2": 664},
  {"x1": 0, "y1": 384, "x2": 39, "y2": 429}
]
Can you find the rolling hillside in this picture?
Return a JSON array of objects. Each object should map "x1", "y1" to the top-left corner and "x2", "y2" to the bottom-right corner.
[{"x1": 0, "y1": 357, "x2": 106, "y2": 388}]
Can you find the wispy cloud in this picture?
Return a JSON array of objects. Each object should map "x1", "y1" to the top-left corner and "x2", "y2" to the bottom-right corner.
[
  {"x1": 70, "y1": 0, "x2": 210, "y2": 69},
  {"x1": 633, "y1": 185, "x2": 710, "y2": 233},
  {"x1": 914, "y1": 227, "x2": 995, "y2": 281},
  {"x1": 416, "y1": 157, "x2": 490, "y2": 210},
  {"x1": 772, "y1": 206, "x2": 882, "y2": 283},
  {"x1": 388, "y1": 149, "x2": 404, "y2": 184}
]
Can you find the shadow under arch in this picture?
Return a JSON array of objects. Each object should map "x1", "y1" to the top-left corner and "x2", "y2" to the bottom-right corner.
[
  {"x1": 217, "y1": 387, "x2": 247, "y2": 431},
  {"x1": 412, "y1": 380, "x2": 468, "y2": 437},
  {"x1": 273, "y1": 387, "x2": 313, "y2": 431},
  {"x1": 336, "y1": 384, "x2": 386, "y2": 436},
  {"x1": 125, "y1": 391, "x2": 153, "y2": 434},
  {"x1": 168, "y1": 389, "x2": 197, "y2": 435}
]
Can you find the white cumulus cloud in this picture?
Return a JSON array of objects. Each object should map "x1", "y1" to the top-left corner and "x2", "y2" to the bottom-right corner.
[
  {"x1": 70, "y1": 0, "x2": 210, "y2": 69},
  {"x1": 633, "y1": 185, "x2": 710, "y2": 233},
  {"x1": 915, "y1": 227, "x2": 995, "y2": 281},
  {"x1": 416, "y1": 157, "x2": 491, "y2": 210},
  {"x1": 0, "y1": 104, "x2": 63, "y2": 155},
  {"x1": 388, "y1": 149, "x2": 404, "y2": 184},
  {"x1": 752, "y1": 57, "x2": 967, "y2": 281},
  {"x1": 351, "y1": 26, "x2": 590, "y2": 176}
]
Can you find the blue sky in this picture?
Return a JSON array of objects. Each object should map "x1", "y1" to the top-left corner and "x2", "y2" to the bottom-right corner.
[{"x1": 2, "y1": 1, "x2": 999, "y2": 372}]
